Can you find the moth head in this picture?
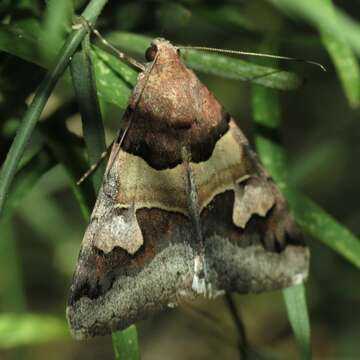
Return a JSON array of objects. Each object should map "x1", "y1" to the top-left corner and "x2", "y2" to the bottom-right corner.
[
  {"x1": 145, "y1": 38, "x2": 180, "y2": 64},
  {"x1": 145, "y1": 44, "x2": 157, "y2": 62}
]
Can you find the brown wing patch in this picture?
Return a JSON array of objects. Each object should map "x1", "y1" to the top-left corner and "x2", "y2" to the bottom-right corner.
[{"x1": 121, "y1": 50, "x2": 230, "y2": 169}]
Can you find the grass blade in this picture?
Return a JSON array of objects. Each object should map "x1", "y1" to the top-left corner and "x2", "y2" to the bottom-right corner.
[
  {"x1": 284, "y1": 190, "x2": 360, "y2": 269},
  {"x1": 41, "y1": 0, "x2": 73, "y2": 63},
  {"x1": 283, "y1": 285, "x2": 311, "y2": 360},
  {"x1": 283, "y1": 286, "x2": 311, "y2": 360},
  {"x1": 112, "y1": 326, "x2": 141, "y2": 360},
  {"x1": 0, "y1": 0, "x2": 109, "y2": 219},
  {"x1": 71, "y1": 34, "x2": 107, "y2": 191},
  {"x1": 92, "y1": 45, "x2": 137, "y2": 108},
  {"x1": 183, "y1": 49, "x2": 301, "y2": 91},
  {"x1": 320, "y1": 0, "x2": 360, "y2": 108},
  {"x1": 251, "y1": 40, "x2": 312, "y2": 359},
  {"x1": 267, "y1": 0, "x2": 360, "y2": 57},
  {"x1": 0, "y1": 23, "x2": 48, "y2": 68}
]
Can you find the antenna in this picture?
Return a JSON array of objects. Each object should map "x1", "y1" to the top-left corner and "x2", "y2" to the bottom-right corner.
[
  {"x1": 74, "y1": 16, "x2": 145, "y2": 71},
  {"x1": 178, "y1": 45, "x2": 326, "y2": 72}
]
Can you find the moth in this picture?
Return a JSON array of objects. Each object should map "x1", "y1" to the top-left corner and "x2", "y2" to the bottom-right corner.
[{"x1": 67, "y1": 38, "x2": 309, "y2": 339}]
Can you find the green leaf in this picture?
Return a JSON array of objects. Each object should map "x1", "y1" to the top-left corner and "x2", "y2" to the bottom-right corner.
[
  {"x1": 71, "y1": 34, "x2": 107, "y2": 192},
  {"x1": 92, "y1": 45, "x2": 137, "y2": 108},
  {"x1": 112, "y1": 326, "x2": 141, "y2": 360},
  {"x1": 320, "y1": 1, "x2": 360, "y2": 108},
  {"x1": 283, "y1": 286, "x2": 312, "y2": 360},
  {"x1": 0, "y1": 0, "x2": 109, "y2": 219},
  {"x1": 106, "y1": 31, "x2": 302, "y2": 90},
  {"x1": 183, "y1": 49, "x2": 301, "y2": 91},
  {"x1": 41, "y1": 0, "x2": 74, "y2": 63},
  {"x1": 0, "y1": 23, "x2": 49, "y2": 68},
  {"x1": 252, "y1": 85, "x2": 288, "y2": 189},
  {"x1": 267, "y1": 0, "x2": 360, "y2": 57},
  {"x1": 0, "y1": 313, "x2": 69, "y2": 348},
  {"x1": 284, "y1": 190, "x2": 360, "y2": 269},
  {"x1": 322, "y1": 35, "x2": 360, "y2": 108}
]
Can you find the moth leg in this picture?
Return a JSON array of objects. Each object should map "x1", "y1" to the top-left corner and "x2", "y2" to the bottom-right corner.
[
  {"x1": 77, "y1": 141, "x2": 113, "y2": 185},
  {"x1": 73, "y1": 16, "x2": 145, "y2": 71}
]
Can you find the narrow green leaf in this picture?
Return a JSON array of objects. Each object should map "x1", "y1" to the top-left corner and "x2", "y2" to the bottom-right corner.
[
  {"x1": 0, "y1": 313, "x2": 69, "y2": 348},
  {"x1": 283, "y1": 286, "x2": 311, "y2": 360},
  {"x1": 71, "y1": 34, "x2": 107, "y2": 192},
  {"x1": 40, "y1": 0, "x2": 74, "y2": 64},
  {"x1": 42, "y1": 0, "x2": 73, "y2": 47},
  {"x1": 107, "y1": 31, "x2": 302, "y2": 90},
  {"x1": 0, "y1": 23, "x2": 51, "y2": 70},
  {"x1": 320, "y1": 1, "x2": 360, "y2": 108},
  {"x1": 112, "y1": 326, "x2": 141, "y2": 360},
  {"x1": 252, "y1": 85, "x2": 288, "y2": 189},
  {"x1": 92, "y1": 45, "x2": 137, "y2": 109},
  {"x1": 183, "y1": 49, "x2": 301, "y2": 91},
  {"x1": 267, "y1": 0, "x2": 360, "y2": 57},
  {"x1": 251, "y1": 40, "x2": 312, "y2": 360},
  {"x1": 284, "y1": 189, "x2": 360, "y2": 269},
  {"x1": 322, "y1": 35, "x2": 360, "y2": 108},
  {"x1": 0, "y1": 0, "x2": 109, "y2": 219}
]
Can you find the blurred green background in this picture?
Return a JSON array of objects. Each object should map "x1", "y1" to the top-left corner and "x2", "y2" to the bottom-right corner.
[{"x1": 0, "y1": 0, "x2": 360, "y2": 359}]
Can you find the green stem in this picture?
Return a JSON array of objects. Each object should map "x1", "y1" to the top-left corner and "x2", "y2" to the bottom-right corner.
[
  {"x1": 224, "y1": 294, "x2": 248, "y2": 360},
  {"x1": 0, "y1": 0, "x2": 108, "y2": 218}
]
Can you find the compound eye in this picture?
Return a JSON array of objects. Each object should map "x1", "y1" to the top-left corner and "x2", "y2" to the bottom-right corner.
[
  {"x1": 176, "y1": 48, "x2": 181, "y2": 56},
  {"x1": 145, "y1": 44, "x2": 157, "y2": 61}
]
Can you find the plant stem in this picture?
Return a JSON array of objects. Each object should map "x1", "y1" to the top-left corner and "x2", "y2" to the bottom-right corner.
[{"x1": 225, "y1": 293, "x2": 248, "y2": 360}]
